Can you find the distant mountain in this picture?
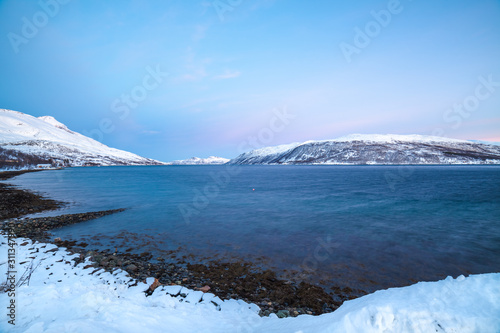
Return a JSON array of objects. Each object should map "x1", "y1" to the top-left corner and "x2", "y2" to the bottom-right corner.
[
  {"x1": 469, "y1": 140, "x2": 500, "y2": 146},
  {"x1": 0, "y1": 109, "x2": 164, "y2": 168},
  {"x1": 229, "y1": 134, "x2": 500, "y2": 165},
  {"x1": 167, "y1": 156, "x2": 230, "y2": 165}
]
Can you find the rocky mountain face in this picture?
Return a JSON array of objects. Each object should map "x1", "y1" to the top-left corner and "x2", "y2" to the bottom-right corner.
[
  {"x1": 229, "y1": 134, "x2": 500, "y2": 165},
  {"x1": 0, "y1": 109, "x2": 164, "y2": 169}
]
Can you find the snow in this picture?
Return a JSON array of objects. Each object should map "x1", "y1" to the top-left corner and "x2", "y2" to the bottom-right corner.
[
  {"x1": 0, "y1": 109, "x2": 163, "y2": 165},
  {"x1": 167, "y1": 156, "x2": 230, "y2": 165},
  {"x1": 238, "y1": 142, "x2": 302, "y2": 158},
  {"x1": 229, "y1": 133, "x2": 500, "y2": 165},
  {"x1": 1, "y1": 233, "x2": 499, "y2": 332},
  {"x1": 37, "y1": 116, "x2": 72, "y2": 132},
  {"x1": 469, "y1": 140, "x2": 500, "y2": 146},
  {"x1": 235, "y1": 134, "x2": 473, "y2": 161},
  {"x1": 329, "y1": 133, "x2": 472, "y2": 144}
]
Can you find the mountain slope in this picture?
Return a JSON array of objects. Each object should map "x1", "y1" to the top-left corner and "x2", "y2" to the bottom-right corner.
[
  {"x1": 0, "y1": 109, "x2": 164, "y2": 168},
  {"x1": 229, "y1": 134, "x2": 500, "y2": 165},
  {"x1": 166, "y1": 156, "x2": 230, "y2": 165}
]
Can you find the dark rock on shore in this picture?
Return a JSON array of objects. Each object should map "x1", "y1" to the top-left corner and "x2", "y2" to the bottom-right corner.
[
  {"x1": 47, "y1": 237, "x2": 356, "y2": 317},
  {"x1": 0, "y1": 170, "x2": 63, "y2": 220},
  {"x1": 0, "y1": 169, "x2": 45, "y2": 181},
  {"x1": 186, "y1": 262, "x2": 343, "y2": 315},
  {"x1": 1, "y1": 209, "x2": 126, "y2": 241}
]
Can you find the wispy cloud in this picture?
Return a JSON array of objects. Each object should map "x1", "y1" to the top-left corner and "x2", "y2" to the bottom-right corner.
[
  {"x1": 213, "y1": 70, "x2": 241, "y2": 80},
  {"x1": 141, "y1": 130, "x2": 161, "y2": 135},
  {"x1": 192, "y1": 24, "x2": 209, "y2": 42},
  {"x1": 177, "y1": 96, "x2": 222, "y2": 111},
  {"x1": 177, "y1": 46, "x2": 211, "y2": 81},
  {"x1": 199, "y1": 1, "x2": 212, "y2": 16}
]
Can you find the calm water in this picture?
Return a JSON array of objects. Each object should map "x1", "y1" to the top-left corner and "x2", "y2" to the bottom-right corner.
[{"x1": 6, "y1": 165, "x2": 500, "y2": 292}]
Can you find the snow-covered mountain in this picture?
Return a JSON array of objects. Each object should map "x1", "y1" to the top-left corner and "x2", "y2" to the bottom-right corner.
[
  {"x1": 229, "y1": 134, "x2": 500, "y2": 165},
  {"x1": 469, "y1": 140, "x2": 500, "y2": 146},
  {"x1": 0, "y1": 109, "x2": 164, "y2": 168},
  {"x1": 167, "y1": 156, "x2": 230, "y2": 165}
]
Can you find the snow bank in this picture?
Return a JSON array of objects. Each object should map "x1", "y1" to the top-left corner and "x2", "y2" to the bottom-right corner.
[{"x1": 1, "y1": 234, "x2": 499, "y2": 332}]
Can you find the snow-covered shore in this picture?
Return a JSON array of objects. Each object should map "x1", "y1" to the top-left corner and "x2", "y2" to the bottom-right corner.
[{"x1": 1, "y1": 233, "x2": 499, "y2": 332}]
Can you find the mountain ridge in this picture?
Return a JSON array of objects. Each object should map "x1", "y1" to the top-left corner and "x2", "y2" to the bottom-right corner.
[
  {"x1": 0, "y1": 109, "x2": 164, "y2": 168},
  {"x1": 3, "y1": 109, "x2": 500, "y2": 168},
  {"x1": 229, "y1": 134, "x2": 500, "y2": 165}
]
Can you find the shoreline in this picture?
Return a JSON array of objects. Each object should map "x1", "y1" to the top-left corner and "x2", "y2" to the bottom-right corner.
[
  {"x1": 3, "y1": 232, "x2": 498, "y2": 332},
  {"x1": 0, "y1": 169, "x2": 62, "y2": 220},
  {"x1": 0, "y1": 169, "x2": 359, "y2": 317}
]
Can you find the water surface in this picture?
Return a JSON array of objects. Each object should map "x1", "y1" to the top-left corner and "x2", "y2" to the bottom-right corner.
[{"x1": 7, "y1": 165, "x2": 500, "y2": 293}]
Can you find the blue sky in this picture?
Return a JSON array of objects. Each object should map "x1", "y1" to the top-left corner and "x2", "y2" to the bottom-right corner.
[{"x1": 1, "y1": 0, "x2": 499, "y2": 161}]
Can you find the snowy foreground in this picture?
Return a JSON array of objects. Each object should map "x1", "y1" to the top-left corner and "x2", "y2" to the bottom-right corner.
[{"x1": 1, "y1": 234, "x2": 499, "y2": 333}]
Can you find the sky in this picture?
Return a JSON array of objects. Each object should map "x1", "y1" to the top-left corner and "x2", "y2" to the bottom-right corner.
[{"x1": 0, "y1": 0, "x2": 499, "y2": 162}]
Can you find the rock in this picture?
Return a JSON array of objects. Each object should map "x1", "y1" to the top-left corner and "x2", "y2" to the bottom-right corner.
[
  {"x1": 197, "y1": 285, "x2": 211, "y2": 293},
  {"x1": 126, "y1": 264, "x2": 138, "y2": 272},
  {"x1": 148, "y1": 278, "x2": 161, "y2": 293},
  {"x1": 260, "y1": 310, "x2": 271, "y2": 317},
  {"x1": 277, "y1": 310, "x2": 290, "y2": 318}
]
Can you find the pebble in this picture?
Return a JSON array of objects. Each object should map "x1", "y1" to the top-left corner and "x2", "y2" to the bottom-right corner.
[
  {"x1": 126, "y1": 264, "x2": 138, "y2": 271},
  {"x1": 276, "y1": 310, "x2": 290, "y2": 318}
]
